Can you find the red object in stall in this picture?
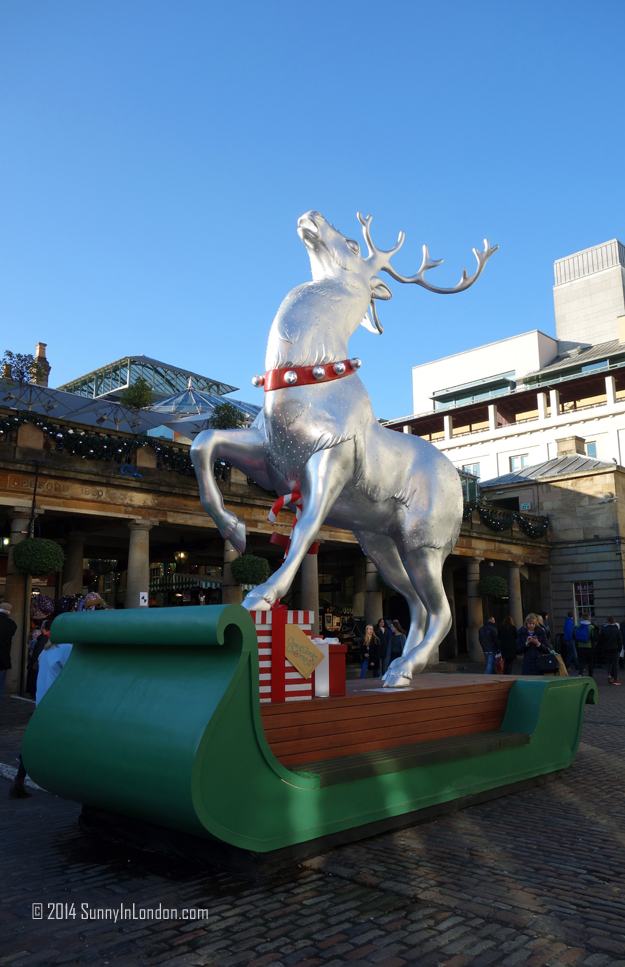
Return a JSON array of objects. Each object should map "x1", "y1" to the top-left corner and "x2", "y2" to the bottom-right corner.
[{"x1": 328, "y1": 643, "x2": 347, "y2": 697}]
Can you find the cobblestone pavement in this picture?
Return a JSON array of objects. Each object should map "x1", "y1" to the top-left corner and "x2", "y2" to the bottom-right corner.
[{"x1": 1, "y1": 674, "x2": 624, "y2": 967}]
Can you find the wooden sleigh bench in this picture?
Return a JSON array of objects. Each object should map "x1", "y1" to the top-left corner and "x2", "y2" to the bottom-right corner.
[{"x1": 261, "y1": 675, "x2": 530, "y2": 786}]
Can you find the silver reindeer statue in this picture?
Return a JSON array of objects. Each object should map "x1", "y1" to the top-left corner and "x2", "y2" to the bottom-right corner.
[{"x1": 191, "y1": 211, "x2": 497, "y2": 686}]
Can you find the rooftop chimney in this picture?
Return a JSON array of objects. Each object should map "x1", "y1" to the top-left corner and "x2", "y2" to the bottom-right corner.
[
  {"x1": 33, "y1": 342, "x2": 51, "y2": 387},
  {"x1": 556, "y1": 435, "x2": 586, "y2": 457}
]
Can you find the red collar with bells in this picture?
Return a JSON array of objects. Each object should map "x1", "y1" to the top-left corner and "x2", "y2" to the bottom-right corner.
[{"x1": 252, "y1": 357, "x2": 361, "y2": 392}]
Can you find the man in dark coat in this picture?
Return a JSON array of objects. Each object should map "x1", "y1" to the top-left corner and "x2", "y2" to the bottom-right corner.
[
  {"x1": 599, "y1": 617, "x2": 623, "y2": 685},
  {"x1": 478, "y1": 616, "x2": 499, "y2": 675},
  {"x1": 0, "y1": 603, "x2": 17, "y2": 716}
]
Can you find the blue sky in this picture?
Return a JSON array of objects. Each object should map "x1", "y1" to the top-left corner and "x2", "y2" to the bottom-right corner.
[{"x1": 1, "y1": 1, "x2": 624, "y2": 419}]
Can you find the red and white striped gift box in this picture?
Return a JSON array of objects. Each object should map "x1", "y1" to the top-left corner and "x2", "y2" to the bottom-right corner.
[{"x1": 250, "y1": 607, "x2": 316, "y2": 703}]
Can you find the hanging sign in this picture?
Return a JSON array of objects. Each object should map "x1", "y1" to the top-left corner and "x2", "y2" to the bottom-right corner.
[{"x1": 284, "y1": 624, "x2": 325, "y2": 679}]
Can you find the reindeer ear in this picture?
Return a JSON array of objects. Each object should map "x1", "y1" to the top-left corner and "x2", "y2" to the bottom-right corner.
[{"x1": 370, "y1": 276, "x2": 393, "y2": 301}]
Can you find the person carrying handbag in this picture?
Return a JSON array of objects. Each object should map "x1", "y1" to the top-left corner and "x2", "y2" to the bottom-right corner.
[{"x1": 516, "y1": 613, "x2": 552, "y2": 675}]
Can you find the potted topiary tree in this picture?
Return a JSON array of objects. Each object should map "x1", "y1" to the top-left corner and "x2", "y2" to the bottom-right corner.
[
  {"x1": 477, "y1": 576, "x2": 508, "y2": 599},
  {"x1": 230, "y1": 553, "x2": 270, "y2": 588}
]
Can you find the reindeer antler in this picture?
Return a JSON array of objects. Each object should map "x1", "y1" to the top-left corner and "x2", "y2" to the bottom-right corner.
[
  {"x1": 357, "y1": 213, "x2": 405, "y2": 264},
  {"x1": 356, "y1": 212, "x2": 498, "y2": 294},
  {"x1": 386, "y1": 239, "x2": 499, "y2": 294}
]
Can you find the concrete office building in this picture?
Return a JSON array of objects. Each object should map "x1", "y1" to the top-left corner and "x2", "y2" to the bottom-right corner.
[
  {"x1": 390, "y1": 237, "x2": 625, "y2": 487},
  {"x1": 554, "y1": 239, "x2": 625, "y2": 348},
  {"x1": 385, "y1": 236, "x2": 625, "y2": 637}
]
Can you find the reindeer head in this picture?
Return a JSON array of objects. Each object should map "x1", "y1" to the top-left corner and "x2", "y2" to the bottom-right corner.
[{"x1": 297, "y1": 210, "x2": 498, "y2": 334}]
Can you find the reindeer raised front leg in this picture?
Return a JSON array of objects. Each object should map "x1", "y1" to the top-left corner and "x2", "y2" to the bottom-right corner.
[
  {"x1": 190, "y1": 426, "x2": 272, "y2": 554},
  {"x1": 242, "y1": 442, "x2": 355, "y2": 611}
]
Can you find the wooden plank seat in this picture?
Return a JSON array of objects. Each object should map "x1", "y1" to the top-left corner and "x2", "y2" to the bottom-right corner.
[
  {"x1": 289, "y1": 730, "x2": 531, "y2": 787},
  {"x1": 260, "y1": 677, "x2": 517, "y2": 767}
]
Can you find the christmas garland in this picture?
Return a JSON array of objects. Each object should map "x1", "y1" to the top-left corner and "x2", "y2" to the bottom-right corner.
[
  {"x1": 463, "y1": 500, "x2": 549, "y2": 539},
  {"x1": 0, "y1": 412, "x2": 196, "y2": 477}
]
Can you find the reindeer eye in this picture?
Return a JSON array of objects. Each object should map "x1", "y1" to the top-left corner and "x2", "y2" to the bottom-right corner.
[{"x1": 346, "y1": 239, "x2": 360, "y2": 256}]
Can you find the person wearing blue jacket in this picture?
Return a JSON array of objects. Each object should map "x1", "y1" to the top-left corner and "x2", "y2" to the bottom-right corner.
[{"x1": 563, "y1": 611, "x2": 579, "y2": 673}]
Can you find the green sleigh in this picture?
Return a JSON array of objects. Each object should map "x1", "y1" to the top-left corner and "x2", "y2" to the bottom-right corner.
[{"x1": 23, "y1": 605, "x2": 597, "y2": 860}]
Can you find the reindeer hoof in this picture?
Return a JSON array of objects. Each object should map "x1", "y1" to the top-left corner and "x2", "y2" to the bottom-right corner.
[
  {"x1": 382, "y1": 658, "x2": 413, "y2": 688},
  {"x1": 242, "y1": 582, "x2": 278, "y2": 611},
  {"x1": 222, "y1": 517, "x2": 246, "y2": 554},
  {"x1": 230, "y1": 521, "x2": 247, "y2": 555}
]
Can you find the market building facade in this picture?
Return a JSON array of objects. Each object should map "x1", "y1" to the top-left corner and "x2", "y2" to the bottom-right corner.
[{"x1": 0, "y1": 404, "x2": 551, "y2": 695}]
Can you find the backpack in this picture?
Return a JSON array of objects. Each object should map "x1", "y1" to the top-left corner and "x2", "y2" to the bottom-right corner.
[{"x1": 575, "y1": 623, "x2": 590, "y2": 644}]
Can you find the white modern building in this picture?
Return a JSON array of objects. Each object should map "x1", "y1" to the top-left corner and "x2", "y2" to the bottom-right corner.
[{"x1": 388, "y1": 237, "x2": 625, "y2": 499}]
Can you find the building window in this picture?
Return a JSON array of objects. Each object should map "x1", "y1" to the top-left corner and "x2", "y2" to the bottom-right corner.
[
  {"x1": 509, "y1": 454, "x2": 529, "y2": 472},
  {"x1": 573, "y1": 581, "x2": 595, "y2": 621},
  {"x1": 585, "y1": 442, "x2": 597, "y2": 459},
  {"x1": 462, "y1": 463, "x2": 480, "y2": 479}
]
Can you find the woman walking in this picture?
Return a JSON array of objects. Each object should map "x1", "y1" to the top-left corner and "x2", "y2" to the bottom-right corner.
[
  {"x1": 498, "y1": 615, "x2": 517, "y2": 675},
  {"x1": 359, "y1": 624, "x2": 381, "y2": 679}
]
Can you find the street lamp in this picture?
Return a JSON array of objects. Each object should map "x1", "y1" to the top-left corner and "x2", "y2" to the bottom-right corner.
[{"x1": 174, "y1": 536, "x2": 189, "y2": 565}]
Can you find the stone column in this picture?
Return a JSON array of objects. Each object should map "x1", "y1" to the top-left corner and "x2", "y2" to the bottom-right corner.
[
  {"x1": 4, "y1": 512, "x2": 31, "y2": 694},
  {"x1": 441, "y1": 567, "x2": 458, "y2": 659},
  {"x1": 222, "y1": 539, "x2": 242, "y2": 605},
  {"x1": 301, "y1": 551, "x2": 320, "y2": 635},
  {"x1": 508, "y1": 562, "x2": 523, "y2": 629},
  {"x1": 466, "y1": 557, "x2": 483, "y2": 662},
  {"x1": 365, "y1": 558, "x2": 383, "y2": 626},
  {"x1": 443, "y1": 414, "x2": 453, "y2": 441},
  {"x1": 537, "y1": 392, "x2": 548, "y2": 421},
  {"x1": 488, "y1": 404, "x2": 498, "y2": 433},
  {"x1": 62, "y1": 531, "x2": 86, "y2": 595},
  {"x1": 606, "y1": 374, "x2": 617, "y2": 407},
  {"x1": 402, "y1": 425, "x2": 413, "y2": 435},
  {"x1": 126, "y1": 522, "x2": 153, "y2": 608},
  {"x1": 539, "y1": 565, "x2": 553, "y2": 622},
  {"x1": 549, "y1": 388, "x2": 560, "y2": 419},
  {"x1": 352, "y1": 557, "x2": 366, "y2": 617}
]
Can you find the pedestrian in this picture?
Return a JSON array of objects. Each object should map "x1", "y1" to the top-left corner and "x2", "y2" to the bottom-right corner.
[
  {"x1": 26, "y1": 618, "x2": 52, "y2": 698},
  {"x1": 516, "y1": 613, "x2": 551, "y2": 675},
  {"x1": 359, "y1": 624, "x2": 381, "y2": 679},
  {"x1": 478, "y1": 616, "x2": 499, "y2": 675},
  {"x1": 574, "y1": 612, "x2": 597, "y2": 678},
  {"x1": 498, "y1": 615, "x2": 517, "y2": 675},
  {"x1": 0, "y1": 602, "x2": 17, "y2": 718},
  {"x1": 563, "y1": 610, "x2": 579, "y2": 673},
  {"x1": 10, "y1": 634, "x2": 73, "y2": 799},
  {"x1": 376, "y1": 619, "x2": 391, "y2": 673},
  {"x1": 540, "y1": 612, "x2": 551, "y2": 643},
  {"x1": 599, "y1": 617, "x2": 622, "y2": 685},
  {"x1": 386, "y1": 620, "x2": 406, "y2": 669}
]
